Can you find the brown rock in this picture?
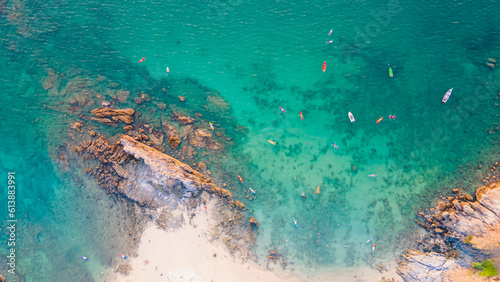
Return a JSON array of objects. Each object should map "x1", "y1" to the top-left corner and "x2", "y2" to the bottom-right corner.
[
  {"x1": 230, "y1": 200, "x2": 245, "y2": 210},
  {"x1": 486, "y1": 63, "x2": 495, "y2": 69},
  {"x1": 90, "y1": 117, "x2": 115, "y2": 125},
  {"x1": 452, "y1": 189, "x2": 459, "y2": 194},
  {"x1": 487, "y1": 58, "x2": 497, "y2": 63},
  {"x1": 91, "y1": 107, "x2": 134, "y2": 118},
  {"x1": 72, "y1": 122, "x2": 83, "y2": 132},
  {"x1": 249, "y1": 217, "x2": 259, "y2": 228},
  {"x1": 178, "y1": 95, "x2": 186, "y2": 102},
  {"x1": 112, "y1": 115, "x2": 133, "y2": 124},
  {"x1": 168, "y1": 136, "x2": 181, "y2": 149},
  {"x1": 123, "y1": 125, "x2": 133, "y2": 132},
  {"x1": 177, "y1": 115, "x2": 194, "y2": 126},
  {"x1": 462, "y1": 194, "x2": 473, "y2": 201},
  {"x1": 89, "y1": 130, "x2": 96, "y2": 137}
]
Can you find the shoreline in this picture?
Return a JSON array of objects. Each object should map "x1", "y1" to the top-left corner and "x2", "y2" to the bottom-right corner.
[
  {"x1": 103, "y1": 195, "x2": 402, "y2": 282},
  {"x1": 106, "y1": 196, "x2": 296, "y2": 282}
]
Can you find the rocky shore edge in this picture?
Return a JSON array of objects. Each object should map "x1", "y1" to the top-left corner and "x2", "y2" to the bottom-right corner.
[{"x1": 396, "y1": 181, "x2": 500, "y2": 281}]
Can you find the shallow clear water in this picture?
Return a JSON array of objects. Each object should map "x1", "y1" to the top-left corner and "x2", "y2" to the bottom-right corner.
[{"x1": 1, "y1": 0, "x2": 500, "y2": 280}]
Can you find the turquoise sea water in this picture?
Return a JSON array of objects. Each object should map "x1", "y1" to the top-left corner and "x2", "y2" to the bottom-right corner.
[{"x1": 1, "y1": 0, "x2": 500, "y2": 280}]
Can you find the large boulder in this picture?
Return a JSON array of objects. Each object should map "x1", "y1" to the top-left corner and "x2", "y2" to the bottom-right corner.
[{"x1": 397, "y1": 250, "x2": 460, "y2": 282}]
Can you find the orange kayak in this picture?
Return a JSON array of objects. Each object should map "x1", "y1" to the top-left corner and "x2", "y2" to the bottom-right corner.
[
  {"x1": 322, "y1": 61, "x2": 326, "y2": 72},
  {"x1": 238, "y1": 175, "x2": 244, "y2": 183}
]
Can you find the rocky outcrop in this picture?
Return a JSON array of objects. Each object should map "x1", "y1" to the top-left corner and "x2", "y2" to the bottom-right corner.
[
  {"x1": 119, "y1": 135, "x2": 242, "y2": 208},
  {"x1": 398, "y1": 182, "x2": 500, "y2": 281},
  {"x1": 397, "y1": 250, "x2": 460, "y2": 282},
  {"x1": 91, "y1": 107, "x2": 135, "y2": 124}
]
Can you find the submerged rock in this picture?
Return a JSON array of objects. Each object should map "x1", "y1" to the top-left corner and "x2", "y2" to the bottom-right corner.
[{"x1": 91, "y1": 107, "x2": 135, "y2": 125}]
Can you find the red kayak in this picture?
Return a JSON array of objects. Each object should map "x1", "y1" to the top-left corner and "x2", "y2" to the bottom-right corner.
[{"x1": 322, "y1": 61, "x2": 326, "y2": 72}]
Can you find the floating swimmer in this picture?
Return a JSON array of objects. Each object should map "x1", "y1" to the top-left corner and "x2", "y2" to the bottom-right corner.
[
  {"x1": 238, "y1": 175, "x2": 244, "y2": 183},
  {"x1": 368, "y1": 174, "x2": 377, "y2": 177},
  {"x1": 376, "y1": 117, "x2": 383, "y2": 123},
  {"x1": 120, "y1": 254, "x2": 127, "y2": 259},
  {"x1": 81, "y1": 256, "x2": 88, "y2": 261},
  {"x1": 322, "y1": 61, "x2": 327, "y2": 72},
  {"x1": 300, "y1": 111, "x2": 303, "y2": 120},
  {"x1": 209, "y1": 122, "x2": 214, "y2": 130},
  {"x1": 301, "y1": 193, "x2": 306, "y2": 198},
  {"x1": 249, "y1": 187, "x2": 256, "y2": 194},
  {"x1": 366, "y1": 237, "x2": 373, "y2": 244},
  {"x1": 268, "y1": 140, "x2": 276, "y2": 145},
  {"x1": 279, "y1": 106, "x2": 286, "y2": 113},
  {"x1": 388, "y1": 115, "x2": 397, "y2": 119},
  {"x1": 348, "y1": 112, "x2": 355, "y2": 122},
  {"x1": 442, "y1": 88, "x2": 453, "y2": 103},
  {"x1": 328, "y1": 29, "x2": 333, "y2": 36},
  {"x1": 332, "y1": 142, "x2": 338, "y2": 149},
  {"x1": 316, "y1": 185, "x2": 320, "y2": 195},
  {"x1": 138, "y1": 57, "x2": 145, "y2": 63},
  {"x1": 293, "y1": 218, "x2": 298, "y2": 227},
  {"x1": 326, "y1": 40, "x2": 333, "y2": 44},
  {"x1": 166, "y1": 67, "x2": 169, "y2": 75}
]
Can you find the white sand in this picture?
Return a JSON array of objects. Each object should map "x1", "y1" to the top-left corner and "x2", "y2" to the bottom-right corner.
[{"x1": 103, "y1": 199, "x2": 297, "y2": 282}]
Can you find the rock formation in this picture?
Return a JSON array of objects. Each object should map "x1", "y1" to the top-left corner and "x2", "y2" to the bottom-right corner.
[
  {"x1": 397, "y1": 182, "x2": 500, "y2": 281},
  {"x1": 119, "y1": 135, "x2": 243, "y2": 209}
]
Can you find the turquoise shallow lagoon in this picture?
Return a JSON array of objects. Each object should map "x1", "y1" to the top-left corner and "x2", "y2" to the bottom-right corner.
[{"x1": 1, "y1": 0, "x2": 500, "y2": 280}]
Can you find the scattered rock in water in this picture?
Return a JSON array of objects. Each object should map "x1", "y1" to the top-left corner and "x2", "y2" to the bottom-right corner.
[
  {"x1": 178, "y1": 95, "x2": 186, "y2": 102},
  {"x1": 167, "y1": 136, "x2": 181, "y2": 149},
  {"x1": 351, "y1": 164, "x2": 358, "y2": 173},
  {"x1": 249, "y1": 217, "x2": 259, "y2": 228}
]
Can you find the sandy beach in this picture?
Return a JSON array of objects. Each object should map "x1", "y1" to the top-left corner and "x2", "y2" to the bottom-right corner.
[
  {"x1": 99, "y1": 194, "x2": 402, "y2": 282},
  {"x1": 106, "y1": 197, "x2": 297, "y2": 282}
]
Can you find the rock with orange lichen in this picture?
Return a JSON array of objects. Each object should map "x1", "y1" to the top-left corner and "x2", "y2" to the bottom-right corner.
[
  {"x1": 176, "y1": 115, "x2": 194, "y2": 126},
  {"x1": 91, "y1": 107, "x2": 134, "y2": 124},
  {"x1": 398, "y1": 181, "x2": 500, "y2": 281},
  {"x1": 189, "y1": 128, "x2": 222, "y2": 150},
  {"x1": 162, "y1": 122, "x2": 182, "y2": 149},
  {"x1": 167, "y1": 136, "x2": 181, "y2": 150}
]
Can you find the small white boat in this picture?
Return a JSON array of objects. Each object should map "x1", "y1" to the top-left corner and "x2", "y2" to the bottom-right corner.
[
  {"x1": 442, "y1": 88, "x2": 453, "y2": 103},
  {"x1": 348, "y1": 112, "x2": 355, "y2": 122}
]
